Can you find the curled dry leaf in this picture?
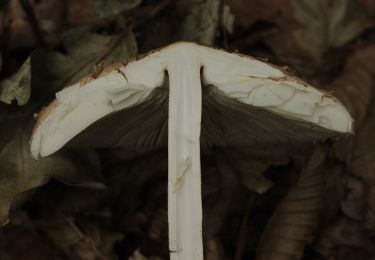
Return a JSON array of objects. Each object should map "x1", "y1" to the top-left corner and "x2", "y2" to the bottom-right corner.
[{"x1": 255, "y1": 147, "x2": 326, "y2": 260}]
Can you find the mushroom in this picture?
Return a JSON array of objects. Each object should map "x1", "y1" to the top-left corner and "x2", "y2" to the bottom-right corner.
[{"x1": 30, "y1": 42, "x2": 353, "y2": 260}]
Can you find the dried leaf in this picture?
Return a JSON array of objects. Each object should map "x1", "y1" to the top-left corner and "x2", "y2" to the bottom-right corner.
[
  {"x1": 67, "y1": 0, "x2": 106, "y2": 26},
  {"x1": 93, "y1": 0, "x2": 142, "y2": 18},
  {"x1": 0, "y1": 57, "x2": 31, "y2": 105},
  {"x1": 255, "y1": 147, "x2": 325, "y2": 260},
  {"x1": 0, "y1": 26, "x2": 138, "y2": 225},
  {"x1": 129, "y1": 249, "x2": 165, "y2": 260},
  {"x1": 203, "y1": 150, "x2": 240, "y2": 239},
  {"x1": 224, "y1": 147, "x2": 289, "y2": 194},
  {"x1": 348, "y1": 102, "x2": 375, "y2": 229},
  {"x1": 0, "y1": 26, "x2": 138, "y2": 118},
  {"x1": 314, "y1": 216, "x2": 375, "y2": 258},
  {"x1": 341, "y1": 176, "x2": 366, "y2": 221},
  {"x1": 320, "y1": 163, "x2": 345, "y2": 223},
  {"x1": 0, "y1": 129, "x2": 104, "y2": 226},
  {"x1": 180, "y1": 0, "x2": 221, "y2": 45},
  {"x1": 0, "y1": 225, "x2": 58, "y2": 260},
  {"x1": 38, "y1": 216, "x2": 122, "y2": 260},
  {"x1": 261, "y1": 0, "x2": 375, "y2": 63},
  {"x1": 327, "y1": 45, "x2": 375, "y2": 125},
  {"x1": 328, "y1": 45, "x2": 375, "y2": 163},
  {"x1": 0, "y1": 0, "x2": 65, "y2": 49},
  {"x1": 350, "y1": 104, "x2": 375, "y2": 179},
  {"x1": 291, "y1": 0, "x2": 374, "y2": 58},
  {"x1": 205, "y1": 239, "x2": 227, "y2": 260},
  {"x1": 325, "y1": 46, "x2": 375, "y2": 229},
  {"x1": 49, "y1": 26, "x2": 137, "y2": 86},
  {"x1": 225, "y1": 0, "x2": 285, "y2": 28}
]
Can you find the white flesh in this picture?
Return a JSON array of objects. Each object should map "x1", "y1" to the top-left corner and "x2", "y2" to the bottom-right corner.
[{"x1": 30, "y1": 42, "x2": 354, "y2": 260}]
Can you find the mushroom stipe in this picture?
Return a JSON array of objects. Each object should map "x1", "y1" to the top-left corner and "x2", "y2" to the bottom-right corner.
[{"x1": 30, "y1": 42, "x2": 353, "y2": 260}]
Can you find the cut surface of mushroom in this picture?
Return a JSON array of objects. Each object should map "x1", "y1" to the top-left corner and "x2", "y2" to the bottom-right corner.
[{"x1": 30, "y1": 42, "x2": 353, "y2": 260}]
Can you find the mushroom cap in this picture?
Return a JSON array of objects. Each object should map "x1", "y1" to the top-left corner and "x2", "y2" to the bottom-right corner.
[{"x1": 30, "y1": 42, "x2": 353, "y2": 157}]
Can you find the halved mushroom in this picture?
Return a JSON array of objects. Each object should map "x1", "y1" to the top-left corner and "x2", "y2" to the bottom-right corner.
[{"x1": 30, "y1": 42, "x2": 353, "y2": 260}]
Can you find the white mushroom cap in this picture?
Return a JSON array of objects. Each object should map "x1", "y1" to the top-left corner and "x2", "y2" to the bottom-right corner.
[{"x1": 30, "y1": 42, "x2": 353, "y2": 158}]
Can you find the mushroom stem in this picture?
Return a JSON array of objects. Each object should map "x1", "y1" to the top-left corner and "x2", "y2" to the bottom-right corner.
[{"x1": 167, "y1": 48, "x2": 203, "y2": 259}]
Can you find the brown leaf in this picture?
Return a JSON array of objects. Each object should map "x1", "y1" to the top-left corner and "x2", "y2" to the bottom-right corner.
[
  {"x1": 225, "y1": 0, "x2": 288, "y2": 28},
  {"x1": 0, "y1": 127, "x2": 104, "y2": 226},
  {"x1": 328, "y1": 45, "x2": 375, "y2": 126},
  {"x1": 67, "y1": 0, "x2": 105, "y2": 26},
  {"x1": 203, "y1": 150, "x2": 240, "y2": 239},
  {"x1": 224, "y1": 147, "x2": 289, "y2": 194},
  {"x1": 205, "y1": 238, "x2": 227, "y2": 260},
  {"x1": 314, "y1": 216, "x2": 375, "y2": 258},
  {"x1": 320, "y1": 163, "x2": 345, "y2": 224},
  {"x1": 348, "y1": 102, "x2": 375, "y2": 229},
  {"x1": 0, "y1": 0, "x2": 65, "y2": 49},
  {"x1": 255, "y1": 146, "x2": 325, "y2": 260},
  {"x1": 180, "y1": 0, "x2": 221, "y2": 45},
  {"x1": 37, "y1": 215, "x2": 122, "y2": 260},
  {"x1": 340, "y1": 176, "x2": 366, "y2": 221},
  {"x1": 129, "y1": 249, "x2": 165, "y2": 260},
  {"x1": 351, "y1": 102, "x2": 375, "y2": 180},
  {"x1": 264, "y1": 0, "x2": 375, "y2": 63},
  {"x1": 0, "y1": 225, "x2": 58, "y2": 260},
  {"x1": 93, "y1": 0, "x2": 142, "y2": 18},
  {"x1": 328, "y1": 45, "x2": 375, "y2": 163}
]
